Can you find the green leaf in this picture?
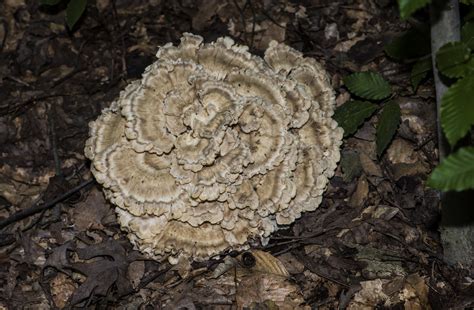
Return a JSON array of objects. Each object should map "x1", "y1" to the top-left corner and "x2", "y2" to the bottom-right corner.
[
  {"x1": 436, "y1": 41, "x2": 472, "y2": 78},
  {"x1": 66, "y1": 0, "x2": 87, "y2": 29},
  {"x1": 440, "y1": 75, "x2": 474, "y2": 146},
  {"x1": 385, "y1": 26, "x2": 431, "y2": 60},
  {"x1": 462, "y1": 21, "x2": 474, "y2": 50},
  {"x1": 334, "y1": 101, "x2": 378, "y2": 137},
  {"x1": 397, "y1": 0, "x2": 431, "y2": 19},
  {"x1": 376, "y1": 101, "x2": 401, "y2": 157},
  {"x1": 340, "y1": 151, "x2": 363, "y2": 182},
  {"x1": 428, "y1": 147, "x2": 474, "y2": 191},
  {"x1": 460, "y1": 0, "x2": 474, "y2": 4},
  {"x1": 40, "y1": 0, "x2": 62, "y2": 5},
  {"x1": 343, "y1": 72, "x2": 392, "y2": 100},
  {"x1": 411, "y1": 58, "x2": 432, "y2": 90}
]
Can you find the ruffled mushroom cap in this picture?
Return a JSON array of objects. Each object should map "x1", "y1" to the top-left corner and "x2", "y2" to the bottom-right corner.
[{"x1": 85, "y1": 33, "x2": 343, "y2": 263}]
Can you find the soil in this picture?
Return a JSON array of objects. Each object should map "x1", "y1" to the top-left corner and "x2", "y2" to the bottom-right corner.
[{"x1": 1, "y1": 0, "x2": 473, "y2": 309}]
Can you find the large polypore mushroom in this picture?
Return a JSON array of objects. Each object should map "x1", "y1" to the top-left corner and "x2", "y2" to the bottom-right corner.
[{"x1": 85, "y1": 33, "x2": 343, "y2": 263}]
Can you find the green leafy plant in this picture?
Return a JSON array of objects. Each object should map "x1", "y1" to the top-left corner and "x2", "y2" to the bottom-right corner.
[
  {"x1": 428, "y1": 147, "x2": 474, "y2": 190},
  {"x1": 343, "y1": 72, "x2": 392, "y2": 100},
  {"x1": 390, "y1": 0, "x2": 474, "y2": 191},
  {"x1": 333, "y1": 101, "x2": 378, "y2": 137},
  {"x1": 435, "y1": 41, "x2": 473, "y2": 78},
  {"x1": 40, "y1": 0, "x2": 87, "y2": 29},
  {"x1": 335, "y1": 72, "x2": 400, "y2": 158},
  {"x1": 338, "y1": 1, "x2": 474, "y2": 190},
  {"x1": 440, "y1": 75, "x2": 474, "y2": 146}
]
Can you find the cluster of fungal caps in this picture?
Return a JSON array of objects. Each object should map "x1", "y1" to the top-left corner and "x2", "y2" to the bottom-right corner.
[{"x1": 85, "y1": 33, "x2": 342, "y2": 264}]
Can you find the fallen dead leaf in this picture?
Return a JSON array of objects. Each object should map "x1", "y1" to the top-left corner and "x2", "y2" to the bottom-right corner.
[
  {"x1": 127, "y1": 260, "x2": 145, "y2": 289},
  {"x1": 334, "y1": 34, "x2": 366, "y2": 53},
  {"x1": 391, "y1": 162, "x2": 429, "y2": 181},
  {"x1": 236, "y1": 273, "x2": 308, "y2": 310},
  {"x1": 400, "y1": 274, "x2": 431, "y2": 310},
  {"x1": 277, "y1": 253, "x2": 305, "y2": 275},
  {"x1": 350, "y1": 176, "x2": 369, "y2": 207},
  {"x1": 240, "y1": 250, "x2": 289, "y2": 277},
  {"x1": 359, "y1": 152, "x2": 383, "y2": 177},
  {"x1": 50, "y1": 272, "x2": 77, "y2": 309},
  {"x1": 0, "y1": 164, "x2": 51, "y2": 210},
  {"x1": 348, "y1": 279, "x2": 390, "y2": 309},
  {"x1": 72, "y1": 187, "x2": 115, "y2": 231},
  {"x1": 44, "y1": 240, "x2": 143, "y2": 307},
  {"x1": 192, "y1": 0, "x2": 227, "y2": 30},
  {"x1": 386, "y1": 138, "x2": 419, "y2": 164}
]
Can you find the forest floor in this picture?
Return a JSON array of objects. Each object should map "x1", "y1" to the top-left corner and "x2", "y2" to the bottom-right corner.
[{"x1": 1, "y1": 0, "x2": 473, "y2": 309}]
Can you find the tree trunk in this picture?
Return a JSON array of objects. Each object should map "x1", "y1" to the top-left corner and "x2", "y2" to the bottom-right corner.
[{"x1": 430, "y1": 0, "x2": 474, "y2": 268}]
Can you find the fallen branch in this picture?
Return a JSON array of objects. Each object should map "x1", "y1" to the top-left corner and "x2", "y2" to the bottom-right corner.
[{"x1": 0, "y1": 179, "x2": 94, "y2": 230}]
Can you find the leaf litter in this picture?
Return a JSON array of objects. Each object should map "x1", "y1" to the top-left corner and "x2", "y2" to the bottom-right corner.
[{"x1": 0, "y1": 0, "x2": 473, "y2": 309}]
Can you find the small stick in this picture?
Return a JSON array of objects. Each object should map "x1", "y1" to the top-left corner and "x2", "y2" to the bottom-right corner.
[{"x1": 0, "y1": 179, "x2": 94, "y2": 230}]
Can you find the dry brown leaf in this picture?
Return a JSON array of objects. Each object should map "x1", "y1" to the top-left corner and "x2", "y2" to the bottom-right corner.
[
  {"x1": 192, "y1": 0, "x2": 227, "y2": 30},
  {"x1": 400, "y1": 274, "x2": 431, "y2": 310},
  {"x1": 236, "y1": 273, "x2": 308, "y2": 310},
  {"x1": 386, "y1": 138, "x2": 418, "y2": 164},
  {"x1": 239, "y1": 250, "x2": 290, "y2": 277},
  {"x1": 391, "y1": 162, "x2": 429, "y2": 181},
  {"x1": 348, "y1": 274, "x2": 431, "y2": 309},
  {"x1": 255, "y1": 20, "x2": 287, "y2": 50},
  {"x1": 96, "y1": 0, "x2": 110, "y2": 12},
  {"x1": 359, "y1": 152, "x2": 383, "y2": 177},
  {"x1": 348, "y1": 279, "x2": 390, "y2": 309},
  {"x1": 50, "y1": 273, "x2": 77, "y2": 309},
  {"x1": 127, "y1": 260, "x2": 145, "y2": 289},
  {"x1": 277, "y1": 253, "x2": 305, "y2": 274},
  {"x1": 72, "y1": 187, "x2": 114, "y2": 231},
  {"x1": 350, "y1": 176, "x2": 369, "y2": 208},
  {"x1": 0, "y1": 164, "x2": 51, "y2": 209},
  {"x1": 171, "y1": 256, "x2": 192, "y2": 278},
  {"x1": 234, "y1": 251, "x2": 307, "y2": 309},
  {"x1": 398, "y1": 98, "x2": 436, "y2": 142}
]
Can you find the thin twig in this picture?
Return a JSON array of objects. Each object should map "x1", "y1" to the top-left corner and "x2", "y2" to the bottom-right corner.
[
  {"x1": 0, "y1": 19, "x2": 7, "y2": 52},
  {"x1": 112, "y1": 0, "x2": 128, "y2": 77},
  {"x1": 48, "y1": 105, "x2": 62, "y2": 177},
  {"x1": 0, "y1": 179, "x2": 94, "y2": 230},
  {"x1": 248, "y1": 0, "x2": 256, "y2": 50},
  {"x1": 233, "y1": 0, "x2": 247, "y2": 42}
]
